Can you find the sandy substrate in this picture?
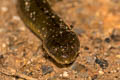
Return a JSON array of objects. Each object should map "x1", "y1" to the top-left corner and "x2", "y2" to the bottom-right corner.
[{"x1": 0, "y1": 0, "x2": 120, "y2": 80}]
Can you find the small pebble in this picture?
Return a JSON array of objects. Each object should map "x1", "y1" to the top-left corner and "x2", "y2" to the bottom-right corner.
[
  {"x1": 0, "y1": 28, "x2": 6, "y2": 33},
  {"x1": 116, "y1": 55, "x2": 120, "y2": 58},
  {"x1": 1, "y1": 6, "x2": 8, "y2": 12},
  {"x1": 41, "y1": 65, "x2": 53, "y2": 75},
  {"x1": 84, "y1": 46, "x2": 89, "y2": 50},
  {"x1": 71, "y1": 62, "x2": 89, "y2": 78},
  {"x1": 95, "y1": 58, "x2": 108, "y2": 69},
  {"x1": 2, "y1": 43, "x2": 6, "y2": 48},
  {"x1": 71, "y1": 62, "x2": 86, "y2": 73},
  {"x1": 85, "y1": 56, "x2": 95, "y2": 64},
  {"x1": 0, "y1": 54, "x2": 4, "y2": 59},
  {"x1": 104, "y1": 37, "x2": 111, "y2": 43},
  {"x1": 113, "y1": 70, "x2": 117, "y2": 73},
  {"x1": 94, "y1": 38, "x2": 103, "y2": 43},
  {"x1": 98, "y1": 70, "x2": 104, "y2": 75},
  {"x1": 19, "y1": 26, "x2": 26, "y2": 31},
  {"x1": 91, "y1": 75, "x2": 98, "y2": 80},
  {"x1": 62, "y1": 71, "x2": 69, "y2": 77},
  {"x1": 12, "y1": 16, "x2": 20, "y2": 21}
]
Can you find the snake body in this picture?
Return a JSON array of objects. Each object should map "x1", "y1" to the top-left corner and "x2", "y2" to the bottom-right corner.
[{"x1": 17, "y1": 0, "x2": 80, "y2": 64}]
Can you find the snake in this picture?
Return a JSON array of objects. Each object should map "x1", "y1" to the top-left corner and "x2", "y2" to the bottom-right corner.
[{"x1": 17, "y1": 0, "x2": 80, "y2": 64}]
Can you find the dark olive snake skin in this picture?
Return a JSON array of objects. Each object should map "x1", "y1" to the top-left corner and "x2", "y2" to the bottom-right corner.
[{"x1": 17, "y1": 0, "x2": 80, "y2": 64}]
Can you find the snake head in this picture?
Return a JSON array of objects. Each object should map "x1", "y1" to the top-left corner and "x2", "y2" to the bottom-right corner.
[{"x1": 44, "y1": 30, "x2": 80, "y2": 64}]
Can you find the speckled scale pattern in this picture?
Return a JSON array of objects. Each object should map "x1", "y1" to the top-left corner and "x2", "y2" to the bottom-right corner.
[{"x1": 17, "y1": 0, "x2": 80, "y2": 64}]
